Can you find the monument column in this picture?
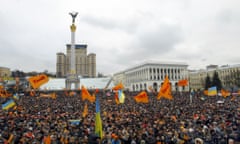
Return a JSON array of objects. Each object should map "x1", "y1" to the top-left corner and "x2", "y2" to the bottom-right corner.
[{"x1": 65, "y1": 12, "x2": 80, "y2": 89}]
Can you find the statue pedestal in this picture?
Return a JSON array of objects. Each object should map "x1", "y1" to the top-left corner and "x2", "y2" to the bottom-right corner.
[{"x1": 65, "y1": 74, "x2": 80, "y2": 89}]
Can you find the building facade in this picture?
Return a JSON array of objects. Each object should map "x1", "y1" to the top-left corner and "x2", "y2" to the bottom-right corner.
[
  {"x1": 113, "y1": 61, "x2": 189, "y2": 92},
  {"x1": 56, "y1": 52, "x2": 66, "y2": 77},
  {"x1": 0, "y1": 67, "x2": 11, "y2": 77},
  {"x1": 189, "y1": 64, "x2": 240, "y2": 90},
  {"x1": 56, "y1": 44, "x2": 96, "y2": 78}
]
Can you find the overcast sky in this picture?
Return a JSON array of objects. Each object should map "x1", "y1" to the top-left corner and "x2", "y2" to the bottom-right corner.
[{"x1": 1, "y1": 0, "x2": 240, "y2": 75}]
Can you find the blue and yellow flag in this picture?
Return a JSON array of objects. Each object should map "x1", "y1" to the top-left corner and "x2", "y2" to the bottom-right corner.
[
  {"x1": 95, "y1": 96, "x2": 103, "y2": 139},
  {"x1": 13, "y1": 94, "x2": 19, "y2": 100},
  {"x1": 208, "y1": 86, "x2": 217, "y2": 96},
  {"x1": 68, "y1": 119, "x2": 81, "y2": 125},
  {"x1": 2, "y1": 99, "x2": 16, "y2": 110},
  {"x1": 118, "y1": 90, "x2": 125, "y2": 104}
]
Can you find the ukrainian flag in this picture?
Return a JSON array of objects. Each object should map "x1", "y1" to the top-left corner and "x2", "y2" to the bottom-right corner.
[
  {"x1": 68, "y1": 119, "x2": 80, "y2": 125},
  {"x1": 118, "y1": 90, "x2": 125, "y2": 104},
  {"x1": 13, "y1": 94, "x2": 19, "y2": 100},
  {"x1": 2, "y1": 99, "x2": 16, "y2": 110},
  {"x1": 208, "y1": 86, "x2": 217, "y2": 96},
  {"x1": 95, "y1": 96, "x2": 103, "y2": 139}
]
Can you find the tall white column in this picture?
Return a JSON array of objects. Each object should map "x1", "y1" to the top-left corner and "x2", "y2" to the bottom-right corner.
[{"x1": 70, "y1": 30, "x2": 75, "y2": 73}]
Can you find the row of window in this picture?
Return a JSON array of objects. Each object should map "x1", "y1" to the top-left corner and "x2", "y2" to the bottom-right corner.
[
  {"x1": 127, "y1": 74, "x2": 182, "y2": 83},
  {"x1": 131, "y1": 82, "x2": 186, "y2": 91},
  {"x1": 149, "y1": 68, "x2": 181, "y2": 74}
]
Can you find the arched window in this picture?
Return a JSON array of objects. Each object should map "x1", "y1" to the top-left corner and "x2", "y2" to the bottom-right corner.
[
  {"x1": 153, "y1": 82, "x2": 158, "y2": 93},
  {"x1": 140, "y1": 84, "x2": 143, "y2": 91},
  {"x1": 144, "y1": 83, "x2": 147, "y2": 90}
]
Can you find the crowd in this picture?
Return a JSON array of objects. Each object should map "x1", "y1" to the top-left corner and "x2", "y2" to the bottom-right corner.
[{"x1": 0, "y1": 90, "x2": 240, "y2": 144}]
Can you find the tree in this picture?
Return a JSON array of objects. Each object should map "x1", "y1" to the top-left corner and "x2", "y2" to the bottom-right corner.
[
  {"x1": 212, "y1": 71, "x2": 222, "y2": 90},
  {"x1": 205, "y1": 74, "x2": 212, "y2": 90}
]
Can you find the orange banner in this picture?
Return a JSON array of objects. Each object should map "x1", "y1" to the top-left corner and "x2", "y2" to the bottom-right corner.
[
  {"x1": 221, "y1": 89, "x2": 230, "y2": 98},
  {"x1": 178, "y1": 79, "x2": 188, "y2": 86},
  {"x1": 157, "y1": 76, "x2": 173, "y2": 100},
  {"x1": 112, "y1": 83, "x2": 124, "y2": 91},
  {"x1": 39, "y1": 93, "x2": 56, "y2": 99},
  {"x1": 134, "y1": 91, "x2": 149, "y2": 103},
  {"x1": 28, "y1": 74, "x2": 49, "y2": 89},
  {"x1": 81, "y1": 86, "x2": 96, "y2": 103}
]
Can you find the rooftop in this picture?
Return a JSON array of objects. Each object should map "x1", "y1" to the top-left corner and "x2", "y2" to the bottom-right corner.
[
  {"x1": 40, "y1": 77, "x2": 114, "y2": 90},
  {"x1": 66, "y1": 44, "x2": 87, "y2": 49}
]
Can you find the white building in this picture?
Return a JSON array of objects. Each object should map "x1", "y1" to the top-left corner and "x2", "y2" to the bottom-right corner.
[
  {"x1": 113, "y1": 61, "x2": 189, "y2": 92},
  {"x1": 189, "y1": 64, "x2": 240, "y2": 90}
]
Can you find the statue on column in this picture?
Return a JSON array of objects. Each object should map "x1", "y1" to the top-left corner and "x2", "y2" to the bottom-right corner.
[{"x1": 69, "y1": 12, "x2": 78, "y2": 23}]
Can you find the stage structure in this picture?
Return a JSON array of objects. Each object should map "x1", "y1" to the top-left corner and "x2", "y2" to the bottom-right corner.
[{"x1": 65, "y1": 12, "x2": 80, "y2": 89}]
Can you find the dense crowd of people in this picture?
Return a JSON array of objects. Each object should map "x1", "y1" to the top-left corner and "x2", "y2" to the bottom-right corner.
[{"x1": 0, "y1": 90, "x2": 240, "y2": 144}]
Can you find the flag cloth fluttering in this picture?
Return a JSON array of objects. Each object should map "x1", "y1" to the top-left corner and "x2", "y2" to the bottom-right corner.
[
  {"x1": 13, "y1": 94, "x2": 19, "y2": 100},
  {"x1": 28, "y1": 74, "x2": 49, "y2": 89},
  {"x1": 134, "y1": 91, "x2": 149, "y2": 103},
  {"x1": 112, "y1": 83, "x2": 125, "y2": 104},
  {"x1": 112, "y1": 83, "x2": 124, "y2": 91},
  {"x1": 157, "y1": 75, "x2": 173, "y2": 100},
  {"x1": 203, "y1": 90, "x2": 208, "y2": 96},
  {"x1": 81, "y1": 86, "x2": 96, "y2": 103},
  {"x1": 2, "y1": 99, "x2": 16, "y2": 110},
  {"x1": 82, "y1": 103, "x2": 88, "y2": 118},
  {"x1": 68, "y1": 119, "x2": 81, "y2": 125},
  {"x1": 208, "y1": 86, "x2": 217, "y2": 96},
  {"x1": 39, "y1": 93, "x2": 56, "y2": 99},
  {"x1": 118, "y1": 90, "x2": 125, "y2": 104},
  {"x1": 114, "y1": 93, "x2": 120, "y2": 104},
  {"x1": 178, "y1": 79, "x2": 188, "y2": 86},
  {"x1": 95, "y1": 96, "x2": 103, "y2": 139},
  {"x1": 221, "y1": 89, "x2": 230, "y2": 98}
]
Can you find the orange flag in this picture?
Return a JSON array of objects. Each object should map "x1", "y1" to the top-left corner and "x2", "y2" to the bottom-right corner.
[
  {"x1": 81, "y1": 86, "x2": 91, "y2": 100},
  {"x1": 157, "y1": 75, "x2": 173, "y2": 100},
  {"x1": 39, "y1": 93, "x2": 56, "y2": 99},
  {"x1": 82, "y1": 103, "x2": 88, "y2": 118},
  {"x1": 134, "y1": 91, "x2": 149, "y2": 103},
  {"x1": 51, "y1": 93, "x2": 57, "y2": 99},
  {"x1": 81, "y1": 86, "x2": 95, "y2": 103},
  {"x1": 89, "y1": 94, "x2": 96, "y2": 103},
  {"x1": 112, "y1": 83, "x2": 124, "y2": 91},
  {"x1": 178, "y1": 79, "x2": 188, "y2": 86},
  {"x1": 112, "y1": 83, "x2": 124, "y2": 104},
  {"x1": 28, "y1": 74, "x2": 49, "y2": 89},
  {"x1": 114, "y1": 93, "x2": 120, "y2": 104},
  {"x1": 221, "y1": 89, "x2": 230, "y2": 98},
  {"x1": 43, "y1": 135, "x2": 51, "y2": 144},
  {"x1": 203, "y1": 90, "x2": 208, "y2": 96}
]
